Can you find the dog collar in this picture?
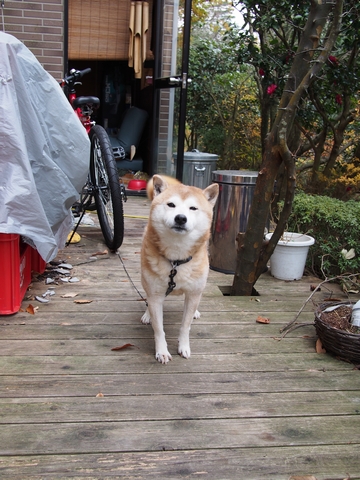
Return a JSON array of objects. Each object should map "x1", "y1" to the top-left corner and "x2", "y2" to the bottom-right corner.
[{"x1": 165, "y1": 256, "x2": 192, "y2": 297}]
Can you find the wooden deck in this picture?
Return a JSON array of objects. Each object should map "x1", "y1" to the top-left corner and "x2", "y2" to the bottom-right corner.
[{"x1": 1, "y1": 195, "x2": 360, "y2": 479}]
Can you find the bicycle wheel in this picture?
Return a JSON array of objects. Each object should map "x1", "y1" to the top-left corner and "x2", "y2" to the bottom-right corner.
[{"x1": 89, "y1": 124, "x2": 124, "y2": 251}]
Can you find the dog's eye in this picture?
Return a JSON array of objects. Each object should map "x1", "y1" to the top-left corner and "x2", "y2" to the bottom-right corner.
[
  {"x1": 190, "y1": 206, "x2": 198, "y2": 211},
  {"x1": 167, "y1": 202, "x2": 175, "y2": 208}
]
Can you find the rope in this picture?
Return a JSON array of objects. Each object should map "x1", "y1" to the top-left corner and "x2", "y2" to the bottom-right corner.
[{"x1": 124, "y1": 214, "x2": 149, "y2": 219}]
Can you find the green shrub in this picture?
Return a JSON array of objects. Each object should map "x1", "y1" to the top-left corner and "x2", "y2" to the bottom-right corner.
[{"x1": 287, "y1": 193, "x2": 360, "y2": 278}]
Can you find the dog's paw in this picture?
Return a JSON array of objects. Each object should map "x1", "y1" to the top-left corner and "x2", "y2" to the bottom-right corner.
[
  {"x1": 178, "y1": 343, "x2": 191, "y2": 359},
  {"x1": 193, "y1": 310, "x2": 201, "y2": 319},
  {"x1": 155, "y1": 351, "x2": 172, "y2": 364},
  {"x1": 141, "y1": 309, "x2": 151, "y2": 324}
]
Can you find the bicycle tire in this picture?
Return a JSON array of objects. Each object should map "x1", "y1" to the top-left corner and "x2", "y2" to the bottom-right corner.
[{"x1": 89, "y1": 124, "x2": 124, "y2": 251}]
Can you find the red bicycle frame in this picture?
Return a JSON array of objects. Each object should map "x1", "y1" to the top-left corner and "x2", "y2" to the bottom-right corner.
[
  {"x1": 60, "y1": 68, "x2": 98, "y2": 134},
  {"x1": 68, "y1": 92, "x2": 93, "y2": 133}
]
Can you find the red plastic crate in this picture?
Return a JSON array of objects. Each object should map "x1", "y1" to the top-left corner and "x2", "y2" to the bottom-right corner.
[
  {"x1": 31, "y1": 246, "x2": 47, "y2": 274},
  {"x1": 0, "y1": 234, "x2": 33, "y2": 315}
]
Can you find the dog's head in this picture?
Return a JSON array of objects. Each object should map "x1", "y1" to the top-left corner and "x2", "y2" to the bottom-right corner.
[{"x1": 149, "y1": 175, "x2": 219, "y2": 241}]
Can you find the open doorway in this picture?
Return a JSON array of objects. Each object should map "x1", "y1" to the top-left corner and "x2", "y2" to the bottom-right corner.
[{"x1": 66, "y1": 0, "x2": 188, "y2": 179}]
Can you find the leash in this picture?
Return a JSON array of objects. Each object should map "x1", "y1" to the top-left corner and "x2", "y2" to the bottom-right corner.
[
  {"x1": 117, "y1": 251, "x2": 192, "y2": 303},
  {"x1": 165, "y1": 257, "x2": 192, "y2": 296},
  {"x1": 117, "y1": 251, "x2": 148, "y2": 306}
]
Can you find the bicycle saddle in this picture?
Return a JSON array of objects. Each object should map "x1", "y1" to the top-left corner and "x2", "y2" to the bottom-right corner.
[{"x1": 72, "y1": 96, "x2": 100, "y2": 108}]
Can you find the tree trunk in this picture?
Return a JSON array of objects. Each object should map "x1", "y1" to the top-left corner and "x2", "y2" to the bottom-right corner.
[{"x1": 231, "y1": 0, "x2": 343, "y2": 296}]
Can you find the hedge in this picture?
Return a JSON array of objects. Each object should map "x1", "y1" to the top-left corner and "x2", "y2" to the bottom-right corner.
[{"x1": 286, "y1": 192, "x2": 360, "y2": 278}]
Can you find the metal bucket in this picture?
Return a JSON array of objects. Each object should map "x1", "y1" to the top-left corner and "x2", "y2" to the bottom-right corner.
[
  {"x1": 181, "y1": 150, "x2": 218, "y2": 189},
  {"x1": 209, "y1": 170, "x2": 258, "y2": 274}
]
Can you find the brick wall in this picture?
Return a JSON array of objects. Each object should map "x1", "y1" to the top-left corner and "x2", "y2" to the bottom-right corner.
[{"x1": 2, "y1": 0, "x2": 64, "y2": 80}]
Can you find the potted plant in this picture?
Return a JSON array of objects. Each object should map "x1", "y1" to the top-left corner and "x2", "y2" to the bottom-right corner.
[{"x1": 265, "y1": 231, "x2": 315, "y2": 281}]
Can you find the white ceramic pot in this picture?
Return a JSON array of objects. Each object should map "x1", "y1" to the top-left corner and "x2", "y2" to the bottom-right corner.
[{"x1": 265, "y1": 232, "x2": 315, "y2": 281}]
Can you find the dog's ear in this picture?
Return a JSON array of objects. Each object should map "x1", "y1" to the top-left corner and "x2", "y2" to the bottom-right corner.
[
  {"x1": 203, "y1": 183, "x2": 219, "y2": 207},
  {"x1": 152, "y1": 175, "x2": 169, "y2": 197}
]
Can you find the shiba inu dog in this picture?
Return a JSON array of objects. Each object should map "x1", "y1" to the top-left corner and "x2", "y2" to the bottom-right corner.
[{"x1": 141, "y1": 175, "x2": 219, "y2": 364}]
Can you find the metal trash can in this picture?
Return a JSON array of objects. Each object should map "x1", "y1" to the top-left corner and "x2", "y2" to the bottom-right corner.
[
  {"x1": 209, "y1": 170, "x2": 258, "y2": 274},
  {"x1": 180, "y1": 150, "x2": 218, "y2": 189}
]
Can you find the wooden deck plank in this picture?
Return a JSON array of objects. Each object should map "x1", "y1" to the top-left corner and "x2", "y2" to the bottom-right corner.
[
  {"x1": 1, "y1": 389, "x2": 359, "y2": 423},
  {"x1": 0, "y1": 445, "x2": 359, "y2": 480},
  {"x1": 0, "y1": 322, "x2": 317, "y2": 340},
  {"x1": 0, "y1": 351, "x2": 351, "y2": 374},
  {"x1": 0, "y1": 337, "x2": 321, "y2": 356},
  {"x1": 1, "y1": 415, "x2": 360, "y2": 455},
  {"x1": 1, "y1": 195, "x2": 359, "y2": 479},
  {"x1": 1, "y1": 370, "x2": 358, "y2": 397},
  {"x1": 1, "y1": 310, "x2": 318, "y2": 325}
]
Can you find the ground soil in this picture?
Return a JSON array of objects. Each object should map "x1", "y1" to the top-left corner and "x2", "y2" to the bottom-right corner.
[{"x1": 320, "y1": 305, "x2": 360, "y2": 334}]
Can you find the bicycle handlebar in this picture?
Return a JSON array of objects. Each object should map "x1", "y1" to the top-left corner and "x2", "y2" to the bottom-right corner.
[{"x1": 62, "y1": 68, "x2": 91, "y2": 87}]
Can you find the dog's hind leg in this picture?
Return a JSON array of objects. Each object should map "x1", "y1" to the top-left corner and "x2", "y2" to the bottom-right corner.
[
  {"x1": 147, "y1": 296, "x2": 172, "y2": 364},
  {"x1": 178, "y1": 292, "x2": 202, "y2": 359}
]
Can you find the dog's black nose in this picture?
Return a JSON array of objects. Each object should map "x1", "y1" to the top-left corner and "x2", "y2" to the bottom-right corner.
[{"x1": 174, "y1": 214, "x2": 187, "y2": 226}]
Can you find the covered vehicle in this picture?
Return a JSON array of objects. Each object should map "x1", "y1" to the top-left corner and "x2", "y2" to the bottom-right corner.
[{"x1": 0, "y1": 32, "x2": 90, "y2": 262}]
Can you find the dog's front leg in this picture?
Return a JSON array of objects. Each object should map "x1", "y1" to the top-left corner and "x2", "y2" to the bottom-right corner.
[
  {"x1": 178, "y1": 292, "x2": 202, "y2": 359},
  {"x1": 147, "y1": 297, "x2": 172, "y2": 364}
]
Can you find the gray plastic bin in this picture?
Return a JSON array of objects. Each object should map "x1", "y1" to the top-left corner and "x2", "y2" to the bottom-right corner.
[
  {"x1": 209, "y1": 170, "x2": 258, "y2": 274},
  {"x1": 175, "y1": 150, "x2": 218, "y2": 189}
]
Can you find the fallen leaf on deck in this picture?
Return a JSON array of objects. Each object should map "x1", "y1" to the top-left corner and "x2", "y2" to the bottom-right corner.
[
  {"x1": 315, "y1": 338, "x2": 326, "y2": 354},
  {"x1": 289, "y1": 476, "x2": 317, "y2": 480},
  {"x1": 61, "y1": 293, "x2": 79, "y2": 298},
  {"x1": 92, "y1": 250, "x2": 108, "y2": 256},
  {"x1": 74, "y1": 299, "x2": 93, "y2": 304},
  {"x1": 256, "y1": 315, "x2": 270, "y2": 324},
  {"x1": 111, "y1": 343, "x2": 139, "y2": 351},
  {"x1": 26, "y1": 304, "x2": 36, "y2": 315}
]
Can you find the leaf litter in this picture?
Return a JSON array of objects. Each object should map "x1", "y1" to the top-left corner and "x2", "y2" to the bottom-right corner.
[{"x1": 111, "y1": 343, "x2": 139, "y2": 351}]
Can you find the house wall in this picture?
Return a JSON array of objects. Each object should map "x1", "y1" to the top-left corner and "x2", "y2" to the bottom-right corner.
[
  {"x1": 2, "y1": 0, "x2": 178, "y2": 176},
  {"x1": 157, "y1": 0, "x2": 178, "y2": 174},
  {"x1": 2, "y1": 0, "x2": 65, "y2": 80}
]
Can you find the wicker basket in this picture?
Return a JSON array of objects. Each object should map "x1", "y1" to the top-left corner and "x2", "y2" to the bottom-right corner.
[{"x1": 314, "y1": 301, "x2": 360, "y2": 363}]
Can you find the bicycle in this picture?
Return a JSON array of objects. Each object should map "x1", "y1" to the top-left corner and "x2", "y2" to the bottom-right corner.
[{"x1": 60, "y1": 68, "x2": 126, "y2": 251}]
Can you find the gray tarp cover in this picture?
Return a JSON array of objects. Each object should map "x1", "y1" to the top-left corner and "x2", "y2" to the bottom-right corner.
[{"x1": 0, "y1": 32, "x2": 90, "y2": 262}]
